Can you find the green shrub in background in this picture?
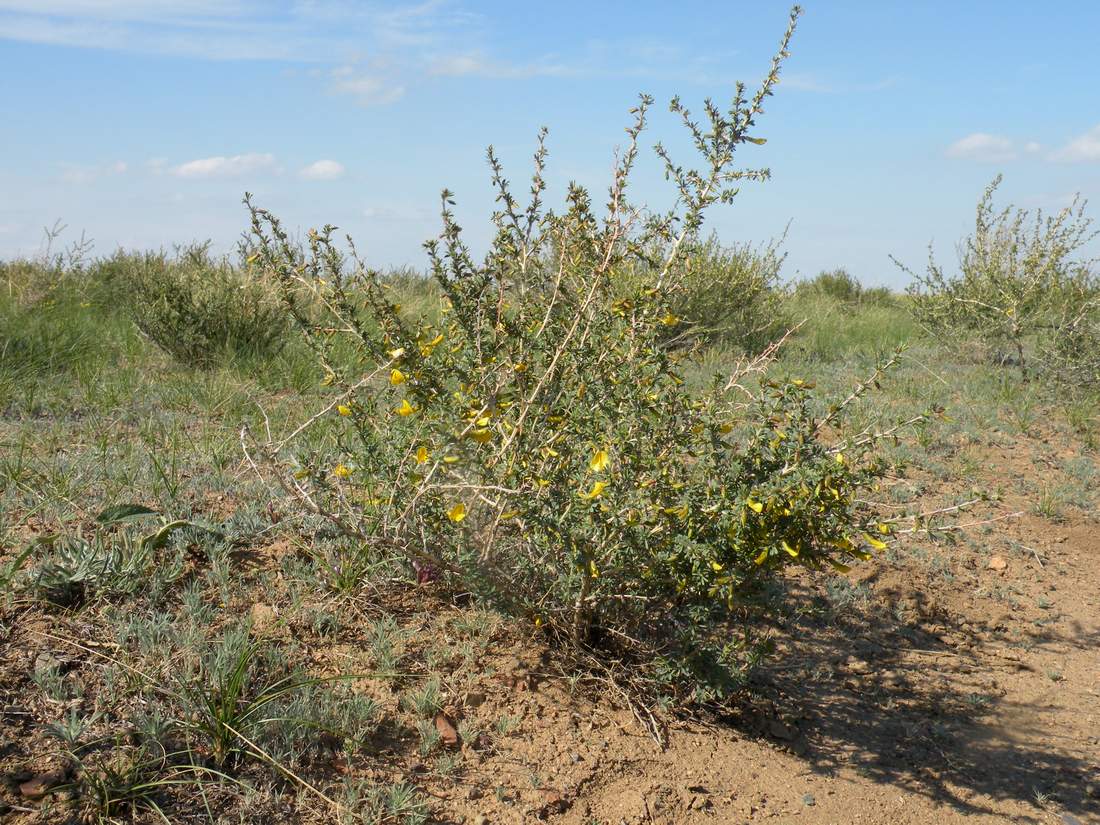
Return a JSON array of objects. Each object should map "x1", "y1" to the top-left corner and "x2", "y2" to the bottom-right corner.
[
  {"x1": 246, "y1": 6, "x2": 904, "y2": 703},
  {"x1": 796, "y1": 267, "x2": 895, "y2": 306},
  {"x1": 618, "y1": 231, "x2": 789, "y2": 352},
  {"x1": 101, "y1": 243, "x2": 289, "y2": 369},
  {"x1": 900, "y1": 175, "x2": 1099, "y2": 380}
]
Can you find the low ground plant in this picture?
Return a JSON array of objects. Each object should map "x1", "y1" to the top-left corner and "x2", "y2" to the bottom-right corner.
[{"x1": 245, "y1": 7, "x2": 905, "y2": 702}]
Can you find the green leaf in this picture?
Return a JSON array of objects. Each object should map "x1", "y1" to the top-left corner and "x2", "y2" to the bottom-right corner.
[
  {"x1": 96, "y1": 504, "x2": 159, "y2": 524},
  {"x1": 141, "y1": 520, "x2": 191, "y2": 551},
  {"x1": 745, "y1": 136, "x2": 767, "y2": 145}
]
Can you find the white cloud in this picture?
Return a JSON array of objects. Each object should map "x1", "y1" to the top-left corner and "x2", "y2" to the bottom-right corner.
[
  {"x1": 172, "y1": 152, "x2": 276, "y2": 178},
  {"x1": 299, "y1": 159, "x2": 345, "y2": 180},
  {"x1": 946, "y1": 133, "x2": 1018, "y2": 163},
  {"x1": 1049, "y1": 124, "x2": 1100, "y2": 163},
  {"x1": 1024, "y1": 141, "x2": 1042, "y2": 154},
  {"x1": 330, "y1": 70, "x2": 406, "y2": 105}
]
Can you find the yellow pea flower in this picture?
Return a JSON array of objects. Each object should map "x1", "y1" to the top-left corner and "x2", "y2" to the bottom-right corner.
[
  {"x1": 781, "y1": 540, "x2": 799, "y2": 557},
  {"x1": 446, "y1": 502, "x2": 466, "y2": 523},
  {"x1": 416, "y1": 447, "x2": 429, "y2": 464},
  {"x1": 754, "y1": 548, "x2": 769, "y2": 565},
  {"x1": 578, "y1": 481, "x2": 607, "y2": 500},
  {"x1": 863, "y1": 534, "x2": 888, "y2": 550},
  {"x1": 589, "y1": 449, "x2": 610, "y2": 473},
  {"x1": 337, "y1": 404, "x2": 352, "y2": 417},
  {"x1": 388, "y1": 347, "x2": 406, "y2": 359},
  {"x1": 390, "y1": 368, "x2": 407, "y2": 386},
  {"x1": 396, "y1": 399, "x2": 416, "y2": 417},
  {"x1": 746, "y1": 497, "x2": 764, "y2": 513},
  {"x1": 470, "y1": 428, "x2": 492, "y2": 444},
  {"x1": 333, "y1": 464, "x2": 352, "y2": 478}
]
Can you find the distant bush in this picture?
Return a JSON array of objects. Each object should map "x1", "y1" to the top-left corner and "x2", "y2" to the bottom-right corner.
[
  {"x1": 619, "y1": 232, "x2": 789, "y2": 352},
  {"x1": 797, "y1": 268, "x2": 895, "y2": 306},
  {"x1": 901, "y1": 176, "x2": 1099, "y2": 380},
  {"x1": 247, "y1": 9, "x2": 900, "y2": 703},
  {"x1": 103, "y1": 244, "x2": 289, "y2": 369}
]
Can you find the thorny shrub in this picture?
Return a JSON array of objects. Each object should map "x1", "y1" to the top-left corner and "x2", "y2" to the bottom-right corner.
[
  {"x1": 246, "y1": 7, "x2": 904, "y2": 700},
  {"x1": 900, "y1": 175, "x2": 1100, "y2": 381}
]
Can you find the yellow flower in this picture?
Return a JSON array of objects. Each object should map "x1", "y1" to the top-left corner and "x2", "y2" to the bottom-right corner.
[
  {"x1": 470, "y1": 428, "x2": 492, "y2": 444},
  {"x1": 659, "y1": 312, "x2": 679, "y2": 326},
  {"x1": 446, "y1": 502, "x2": 466, "y2": 523},
  {"x1": 589, "y1": 449, "x2": 610, "y2": 473},
  {"x1": 754, "y1": 548, "x2": 769, "y2": 565},
  {"x1": 390, "y1": 368, "x2": 407, "y2": 386},
  {"x1": 416, "y1": 446, "x2": 429, "y2": 464},
  {"x1": 443, "y1": 455, "x2": 460, "y2": 464},
  {"x1": 746, "y1": 497, "x2": 764, "y2": 513},
  {"x1": 333, "y1": 464, "x2": 352, "y2": 478},
  {"x1": 388, "y1": 347, "x2": 406, "y2": 359},
  {"x1": 420, "y1": 333, "x2": 445, "y2": 356},
  {"x1": 336, "y1": 404, "x2": 352, "y2": 417},
  {"x1": 863, "y1": 534, "x2": 888, "y2": 551},
  {"x1": 781, "y1": 540, "x2": 799, "y2": 557},
  {"x1": 396, "y1": 399, "x2": 416, "y2": 417},
  {"x1": 578, "y1": 481, "x2": 607, "y2": 500}
]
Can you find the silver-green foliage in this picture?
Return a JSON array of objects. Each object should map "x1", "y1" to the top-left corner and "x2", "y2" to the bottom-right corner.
[{"x1": 901, "y1": 175, "x2": 1099, "y2": 381}]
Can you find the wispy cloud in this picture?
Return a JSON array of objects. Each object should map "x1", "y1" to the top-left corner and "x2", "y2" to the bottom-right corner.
[
  {"x1": 426, "y1": 50, "x2": 574, "y2": 79},
  {"x1": 59, "y1": 159, "x2": 127, "y2": 183},
  {"x1": 329, "y1": 66, "x2": 407, "y2": 106},
  {"x1": 1049, "y1": 124, "x2": 1100, "y2": 163},
  {"x1": 299, "y1": 159, "x2": 345, "y2": 180},
  {"x1": 946, "y1": 132, "x2": 1019, "y2": 163},
  {"x1": 172, "y1": 152, "x2": 276, "y2": 178}
]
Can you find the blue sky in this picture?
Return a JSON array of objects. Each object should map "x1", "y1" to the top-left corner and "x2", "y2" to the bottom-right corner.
[{"x1": 1, "y1": 1, "x2": 1098, "y2": 286}]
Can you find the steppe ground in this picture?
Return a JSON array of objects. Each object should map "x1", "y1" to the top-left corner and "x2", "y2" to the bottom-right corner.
[{"x1": 1, "y1": 275, "x2": 1097, "y2": 824}]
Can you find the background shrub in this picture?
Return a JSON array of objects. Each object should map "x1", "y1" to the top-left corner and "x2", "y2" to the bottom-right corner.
[
  {"x1": 618, "y1": 231, "x2": 789, "y2": 352},
  {"x1": 900, "y1": 175, "x2": 1099, "y2": 379},
  {"x1": 795, "y1": 267, "x2": 895, "y2": 306},
  {"x1": 102, "y1": 243, "x2": 289, "y2": 369}
]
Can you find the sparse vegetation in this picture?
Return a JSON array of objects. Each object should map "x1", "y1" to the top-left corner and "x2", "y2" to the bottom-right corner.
[{"x1": 2, "y1": 9, "x2": 1097, "y2": 825}]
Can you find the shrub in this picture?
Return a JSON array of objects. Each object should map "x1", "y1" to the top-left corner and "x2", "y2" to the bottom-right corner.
[
  {"x1": 246, "y1": 7, "x2": 898, "y2": 701},
  {"x1": 103, "y1": 243, "x2": 289, "y2": 369},
  {"x1": 796, "y1": 268, "x2": 895, "y2": 306},
  {"x1": 617, "y1": 231, "x2": 789, "y2": 352},
  {"x1": 900, "y1": 176, "x2": 1099, "y2": 379}
]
